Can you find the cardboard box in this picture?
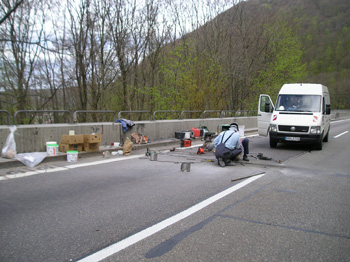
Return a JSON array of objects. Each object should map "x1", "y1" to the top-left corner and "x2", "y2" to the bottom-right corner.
[
  {"x1": 83, "y1": 142, "x2": 100, "y2": 152},
  {"x1": 84, "y1": 134, "x2": 102, "y2": 143},
  {"x1": 59, "y1": 143, "x2": 83, "y2": 153},
  {"x1": 61, "y1": 134, "x2": 84, "y2": 144}
]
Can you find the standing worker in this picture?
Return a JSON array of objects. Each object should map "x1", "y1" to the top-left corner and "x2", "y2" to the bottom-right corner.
[{"x1": 213, "y1": 123, "x2": 249, "y2": 167}]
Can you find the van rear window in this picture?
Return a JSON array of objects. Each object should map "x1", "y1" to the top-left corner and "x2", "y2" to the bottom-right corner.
[{"x1": 276, "y1": 95, "x2": 321, "y2": 112}]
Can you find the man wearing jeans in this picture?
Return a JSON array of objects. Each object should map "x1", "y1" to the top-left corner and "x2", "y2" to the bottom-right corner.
[{"x1": 213, "y1": 123, "x2": 249, "y2": 167}]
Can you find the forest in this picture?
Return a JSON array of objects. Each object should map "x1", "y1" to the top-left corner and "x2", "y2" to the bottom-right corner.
[{"x1": 0, "y1": 0, "x2": 349, "y2": 123}]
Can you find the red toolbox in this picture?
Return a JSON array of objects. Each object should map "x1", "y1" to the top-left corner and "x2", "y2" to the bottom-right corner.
[
  {"x1": 181, "y1": 139, "x2": 191, "y2": 147},
  {"x1": 191, "y1": 128, "x2": 200, "y2": 137}
]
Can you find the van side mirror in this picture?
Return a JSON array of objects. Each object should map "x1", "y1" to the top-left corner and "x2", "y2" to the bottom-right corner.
[
  {"x1": 326, "y1": 104, "x2": 331, "y2": 115},
  {"x1": 265, "y1": 103, "x2": 273, "y2": 113}
]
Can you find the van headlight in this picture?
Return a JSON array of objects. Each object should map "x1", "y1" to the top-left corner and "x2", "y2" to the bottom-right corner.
[
  {"x1": 269, "y1": 124, "x2": 277, "y2": 132},
  {"x1": 310, "y1": 126, "x2": 321, "y2": 134}
]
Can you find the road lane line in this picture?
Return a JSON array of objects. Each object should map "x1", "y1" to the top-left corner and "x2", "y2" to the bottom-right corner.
[
  {"x1": 0, "y1": 167, "x2": 69, "y2": 181},
  {"x1": 0, "y1": 155, "x2": 146, "y2": 181},
  {"x1": 77, "y1": 173, "x2": 265, "y2": 262},
  {"x1": 65, "y1": 154, "x2": 144, "y2": 169},
  {"x1": 333, "y1": 131, "x2": 349, "y2": 138}
]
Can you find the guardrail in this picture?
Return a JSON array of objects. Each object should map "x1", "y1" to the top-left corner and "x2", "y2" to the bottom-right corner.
[
  {"x1": 153, "y1": 110, "x2": 181, "y2": 120},
  {"x1": 0, "y1": 110, "x2": 11, "y2": 125},
  {"x1": 202, "y1": 110, "x2": 222, "y2": 118},
  {"x1": 14, "y1": 110, "x2": 71, "y2": 125},
  {"x1": 180, "y1": 110, "x2": 202, "y2": 119},
  {"x1": 73, "y1": 110, "x2": 116, "y2": 123},
  {"x1": 117, "y1": 110, "x2": 152, "y2": 121},
  {"x1": 1, "y1": 109, "x2": 347, "y2": 125}
]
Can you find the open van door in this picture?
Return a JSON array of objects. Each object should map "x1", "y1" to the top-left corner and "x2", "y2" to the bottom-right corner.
[{"x1": 258, "y1": 94, "x2": 274, "y2": 136}]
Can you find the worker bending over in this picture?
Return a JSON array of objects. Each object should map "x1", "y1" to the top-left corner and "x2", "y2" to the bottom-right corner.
[{"x1": 213, "y1": 123, "x2": 249, "y2": 167}]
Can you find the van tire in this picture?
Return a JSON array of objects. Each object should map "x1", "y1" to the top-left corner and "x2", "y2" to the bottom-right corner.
[
  {"x1": 323, "y1": 130, "x2": 329, "y2": 142},
  {"x1": 269, "y1": 139, "x2": 277, "y2": 148}
]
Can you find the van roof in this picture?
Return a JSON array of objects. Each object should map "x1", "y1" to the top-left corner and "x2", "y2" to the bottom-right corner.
[{"x1": 280, "y1": 83, "x2": 329, "y2": 95}]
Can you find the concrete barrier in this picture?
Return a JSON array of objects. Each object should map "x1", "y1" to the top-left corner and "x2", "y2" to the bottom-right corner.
[
  {"x1": 0, "y1": 117, "x2": 257, "y2": 153},
  {"x1": 1, "y1": 109, "x2": 349, "y2": 154}
]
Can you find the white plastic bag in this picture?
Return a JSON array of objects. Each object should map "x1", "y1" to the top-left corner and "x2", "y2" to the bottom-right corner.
[
  {"x1": 15, "y1": 152, "x2": 48, "y2": 168},
  {"x1": 1, "y1": 126, "x2": 17, "y2": 159}
]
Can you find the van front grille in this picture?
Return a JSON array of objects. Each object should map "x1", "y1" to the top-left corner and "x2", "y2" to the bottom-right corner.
[{"x1": 278, "y1": 125, "x2": 309, "y2": 133}]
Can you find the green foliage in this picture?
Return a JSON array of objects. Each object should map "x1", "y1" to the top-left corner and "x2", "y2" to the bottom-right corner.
[
  {"x1": 253, "y1": 20, "x2": 306, "y2": 102},
  {"x1": 151, "y1": 41, "x2": 227, "y2": 111}
]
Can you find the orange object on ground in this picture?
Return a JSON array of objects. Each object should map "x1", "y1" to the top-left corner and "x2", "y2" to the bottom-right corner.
[
  {"x1": 197, "y1": 147, "x2": 204, "y2": 154},
  {"x1": 191, "y1": 128, "x2": 200, "y2": 137}
]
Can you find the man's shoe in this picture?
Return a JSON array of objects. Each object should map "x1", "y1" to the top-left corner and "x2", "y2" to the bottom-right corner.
[
  {"x1": 243, "y1": 155, "x2": 249, "y2": 161},
  {"x1": 218, "y1": 158, "x2": 226, "y2": 167},
  {"x1": 226, "y1": 161, "x2": 236, "y2": 166}
]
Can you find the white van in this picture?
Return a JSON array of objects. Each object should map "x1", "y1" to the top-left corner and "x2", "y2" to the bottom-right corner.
[{"x1": 258, "y1": 83, "x2": 331, "y2": 150}]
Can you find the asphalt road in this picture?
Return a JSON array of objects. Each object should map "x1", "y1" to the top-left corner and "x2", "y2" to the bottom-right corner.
[{"x1": 0, "y1": 119, "x2": 349, "y2": 262}]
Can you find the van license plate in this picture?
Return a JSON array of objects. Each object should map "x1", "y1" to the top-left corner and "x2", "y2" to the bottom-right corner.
[{"x1": 285, "y1": 137, "x2": 300, "y2": 141}]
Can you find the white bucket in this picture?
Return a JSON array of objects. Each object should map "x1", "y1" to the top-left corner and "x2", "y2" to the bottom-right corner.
[
  {"x1": 46, "y1": 143, "x2": 59, "y2": 156},
  {"x1": 184, "y1": 131, "x2": 191, "y2": 139},
  {"x1": 67, "y1": 151, "x2": 78, "y2": 162}
]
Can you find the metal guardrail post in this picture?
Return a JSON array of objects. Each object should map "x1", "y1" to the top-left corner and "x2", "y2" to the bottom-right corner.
[
  {"x1": 73, "y1": 110, "x2": 116, "y2": 123},
  {"x1": 180, "y1": 111, "x2": 203, "y2": 120},
  {"x1": 235, "y1": 110, "x2": 249, "y2": 117},
  {"x1": 221, "y1": 110, "x2": 235, "y2": 118},
  {"x1": 152, "y1": 110, "x2": 181, "y2": 120},
  {"x1": 14, "y1": 110, "x2": 71, "y2": 125},
  {"x1": 117, "y1": 110, "x2": 152, "y2": 121},
  {"x1": 202, "y1": 110, "x2": 222, "y2": 119},
  {"x1": 0, "y1": 110, "x2": 11, "y2": 125}
]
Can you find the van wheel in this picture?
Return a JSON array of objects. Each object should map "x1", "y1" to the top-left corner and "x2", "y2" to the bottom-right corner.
[
  {"x1": 269, "y1": 139, "x2": 277, "y2": 148},
  {"x1": 323, "y1": 131, "x2": 329, "y2": 142}
]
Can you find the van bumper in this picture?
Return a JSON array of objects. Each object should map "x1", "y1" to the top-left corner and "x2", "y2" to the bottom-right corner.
[{"x1": 269, "y1": 132, "x2": 322, "y2": 144}]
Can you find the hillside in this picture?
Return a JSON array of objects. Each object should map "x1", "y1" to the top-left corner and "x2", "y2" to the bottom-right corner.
[
  {"x1": 266, "y1": 0, "x2": 350, "y2": 108},
  {"x1": 136, "y1": 0, "x2": 350, "y2": 112}
]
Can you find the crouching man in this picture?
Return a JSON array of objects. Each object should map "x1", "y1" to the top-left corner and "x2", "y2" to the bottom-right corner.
[{"x1": 213, "y1": 123, "x2": 249, "y2": 167}]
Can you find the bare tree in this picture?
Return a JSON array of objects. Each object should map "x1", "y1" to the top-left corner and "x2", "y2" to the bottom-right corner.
[
  {"x1": 0, "y1": 0, "x2": 24, "y2": 25},
  {"x1": 89, "y1": 0, "x2": 119, "y2": 114},
  {"x1": 108, "y1": 0, "x2": 142, "y2": 111},
  {"x1": 66, "y1": 0, "x2": 92, "y2": 112},
  {"x1": 0, "y1": 0, "x2": 46, "y2": 118}
]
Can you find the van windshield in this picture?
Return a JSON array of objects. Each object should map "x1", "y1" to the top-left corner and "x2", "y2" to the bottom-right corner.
[{"x1": 275, "y1": 95, "x2": 321, "y2": 112}]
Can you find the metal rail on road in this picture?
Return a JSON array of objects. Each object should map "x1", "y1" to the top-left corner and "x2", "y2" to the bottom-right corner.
[
  {"x1": 14, "y1": 110, "x2": 71, "y2": 125},
  {"x1": 0, "y1": 110, "x2": 11, "y2": 125},
  {"x1": 73, "y1": 110, "x2": 116, "y2": 123}
]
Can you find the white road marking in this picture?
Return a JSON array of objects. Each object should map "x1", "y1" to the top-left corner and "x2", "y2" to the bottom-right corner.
[
  {"x1": 77, "y1": 173, "x2": 265, "y2": 262},
  {"x1": 331, "y1": 119, "x2": 350, "y2": 123},
  {"x1": 65, "y1": 154, "x2": 143, "y2": 169},
  {"x1": 0, "y1": 155, "x2": 145, "y2": 181},
  {"x1": 333, "y1": 131, "x2": 349, "y2": 138}
]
